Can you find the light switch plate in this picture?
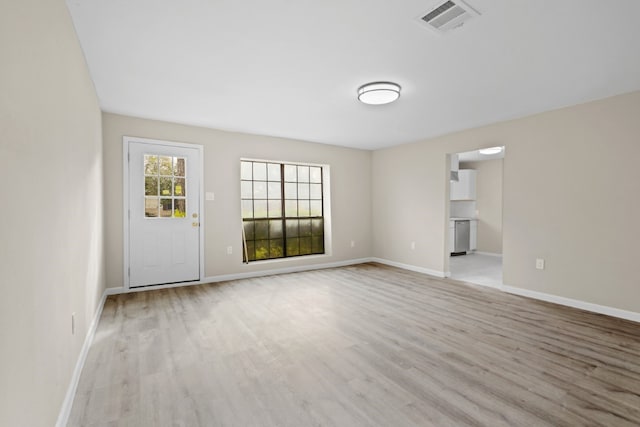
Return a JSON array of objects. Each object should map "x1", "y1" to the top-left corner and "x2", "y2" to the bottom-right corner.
[{"x1": 206, "y1": 192, "x2": 215, "y2": 201}]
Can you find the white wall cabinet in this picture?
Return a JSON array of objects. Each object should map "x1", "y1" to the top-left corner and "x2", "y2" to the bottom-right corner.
[
  {"x1": 470, "y1": 220, "x2": 477, "y2": 251},
  {"x1": 450, "y1": 169, "x2": 477, "y2": 200}
]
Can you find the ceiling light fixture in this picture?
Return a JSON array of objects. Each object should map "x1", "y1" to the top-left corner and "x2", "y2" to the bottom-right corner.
[
  {"x1": 479, "y1": 146, "x2": 503, "y2": 155},
  {"x1": 358, "y1": 82, "x2": 401, "y2": 105}
]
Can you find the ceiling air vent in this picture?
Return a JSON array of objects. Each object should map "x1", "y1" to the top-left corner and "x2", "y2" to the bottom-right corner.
[{"x1": 419, "y1": 0, "x2": 479, "y2": 33}]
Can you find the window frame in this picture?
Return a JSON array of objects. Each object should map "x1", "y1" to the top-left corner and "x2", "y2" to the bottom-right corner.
[{"x1": 240, "y1": 158, "x2": 330, "y2": 263}]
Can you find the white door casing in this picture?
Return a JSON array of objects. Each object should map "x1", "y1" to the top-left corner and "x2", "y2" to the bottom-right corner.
[{"x1": 124, "y1": 137, "x2": 204, "y2": 288}]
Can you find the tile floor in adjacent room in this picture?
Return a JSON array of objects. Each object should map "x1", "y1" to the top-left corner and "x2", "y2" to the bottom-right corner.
[{"x1": 449, "y1": 252, "x2": 503, "y2": 287}]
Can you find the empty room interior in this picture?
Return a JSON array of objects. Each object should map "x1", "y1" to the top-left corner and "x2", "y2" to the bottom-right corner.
[{"x1": 3, "y1": 1, "x2": 640, "y2": 426}]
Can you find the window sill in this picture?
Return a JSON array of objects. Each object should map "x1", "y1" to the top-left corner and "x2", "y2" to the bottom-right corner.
[{"x1": 243, "y1": 253, "x2": 330, "y2": 266}]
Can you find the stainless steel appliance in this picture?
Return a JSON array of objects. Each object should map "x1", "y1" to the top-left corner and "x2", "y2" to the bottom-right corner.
[{"x1": 453, "y1": 220, "x2": 470, "y2": 254}]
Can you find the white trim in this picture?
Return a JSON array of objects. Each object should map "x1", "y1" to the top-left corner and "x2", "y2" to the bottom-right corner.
[
  {"x1": 55, "y1": 291, "x2": 108, "y2": 427},
  {"x1": 370, "y1": 257, "x2": 446, "y2": 278},
  {"x1": 474, "y1": 251, "x2": 503, "y2": 257},
  {"x1": 104, "y1": 258, "x2": 374, "y2": 295},
  {"x1": 371, "y1": 258, "x2": 640, "y2": 323},
  {"x1": 500, "y1": 284, "x2": 640, "y2": 324},
  {"x1": 122, "y1": 136, "x2": 205, "y2": 289},
  {"x1": 239, "y1": 158, "x2": 333, "y2": 259}
]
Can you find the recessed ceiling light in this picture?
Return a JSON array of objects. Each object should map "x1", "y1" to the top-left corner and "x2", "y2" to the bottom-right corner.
[
  {"x1": 358, "y1": 82, "x2": 401, "y2": 105},
  {"x1": 479, "y1": 146, "x2": 503, "y2": 155}
]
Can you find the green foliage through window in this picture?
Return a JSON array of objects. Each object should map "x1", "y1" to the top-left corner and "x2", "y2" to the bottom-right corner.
[{"x1": 241, "y1": 160, "x2": 325, "y2": 262}]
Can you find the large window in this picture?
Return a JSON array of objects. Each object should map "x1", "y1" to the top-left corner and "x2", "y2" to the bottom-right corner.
[{"x1": 241, "y1": 160, "x2": 325, "y2": 261}]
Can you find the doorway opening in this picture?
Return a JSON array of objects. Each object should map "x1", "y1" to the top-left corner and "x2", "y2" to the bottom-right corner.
[{"x1": 446, "y1": 146, "x2": 504, "y2": 288}]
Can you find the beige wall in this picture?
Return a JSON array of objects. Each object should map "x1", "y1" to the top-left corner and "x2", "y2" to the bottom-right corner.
[
  {"x1": 102, "y1": 113, "x2": 372, "y2": 287},
  {"x1": 0, "y1": 1, "x2": 105, "y2": 426},
  {"x1": 373, "y1": 90, "x2": 640, "y2": 313},
  {"x1": 461, "y1": 159, "x2": 503, "y2": 254}
]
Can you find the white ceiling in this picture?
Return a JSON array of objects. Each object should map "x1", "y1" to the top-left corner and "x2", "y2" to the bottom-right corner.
[{"x1": 66, "y1": 0, "x2": 640, "y2": 150}]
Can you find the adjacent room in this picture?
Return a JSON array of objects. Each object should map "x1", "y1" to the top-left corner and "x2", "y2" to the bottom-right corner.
[{"x1": 2, "y1": 1, "x2": 640, "y2": 426}]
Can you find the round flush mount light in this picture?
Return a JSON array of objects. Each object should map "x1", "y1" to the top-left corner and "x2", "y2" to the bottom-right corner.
[
  {"x1": 479, "y1": 146, "x2": 503, "y2": 155},
  {"x1": 357, "y1": 82, "x2": 401, "y2": 105}
]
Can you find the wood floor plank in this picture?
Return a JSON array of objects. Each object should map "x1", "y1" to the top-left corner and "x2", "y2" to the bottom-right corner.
[{"x1": 68, "y1": 263, "x2": 640, "y2": 426}]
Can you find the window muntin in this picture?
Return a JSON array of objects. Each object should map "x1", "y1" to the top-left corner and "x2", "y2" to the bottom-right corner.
[
  {"x1": 241, "y1": 160, "x2": 324, "y2": 261},
  {"x1": 144, "y1": 154, "x2": 187, "y2": 218}
]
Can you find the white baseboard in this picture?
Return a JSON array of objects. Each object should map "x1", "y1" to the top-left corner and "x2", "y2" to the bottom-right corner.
[
  {"x1": 104, "y1": 258, "x2": 374, "y2": 295},
  {"x1": 55, "y1": 290, "x2": 108, "y2": 427},
  {"x1": 371, "y1": 259, "x2": 639, "y2": 323},
  {"x1": 370, "y1": 257, "x2": 446, "y2": 278},
  {"x1": 474, "y1": 251, "x2": 503, "y2": 257},
  {"x1": 501, "y1": 284, "x2": 640, "y2": 323}
]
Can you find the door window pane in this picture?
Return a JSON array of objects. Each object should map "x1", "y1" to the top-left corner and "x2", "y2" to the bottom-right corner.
[
  {"x1": 160, "y1": 177, "x2": 172, "y2": 196},
  {"x1": 174, "y1": 199, "x2": 186, "y2": 217},
  {"x1": 159, "y1": 156, "x2": 172, "y2": 176},
  {"x1": 145, "y1": 198, "x2": 159, "y2": 217},
  {"x1": 144, "y1": 154, "x2": 187, "y2": 219},
  {"x1": 173, "y1": 158, "x2": 186, "y2": 177},
  {"x1": 144, "y1": 155, "x2": 158, "y2": 175},
  {"x1": 159, "y1": 199, "x2": 172, "y2": 217},
  {"x1": 174, "y1": 178, "x2": 185, "y2": 196},
  {"x1": 145, "y1": 176, "x2": 158, "y2": 196}
]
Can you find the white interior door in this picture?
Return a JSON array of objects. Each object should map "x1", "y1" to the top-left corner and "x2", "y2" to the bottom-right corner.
[{"x1": 127, "y1": 139, "x2": 201, "y2": 287}]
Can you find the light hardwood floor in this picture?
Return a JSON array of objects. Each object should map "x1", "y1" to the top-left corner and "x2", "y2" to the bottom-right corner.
[{"x1": 68, "y1": 263, "x2": 640, "y2": 426}]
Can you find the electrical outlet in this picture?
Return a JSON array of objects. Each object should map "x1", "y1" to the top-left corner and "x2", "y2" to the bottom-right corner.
[
  {"x1": 536, "y1": 258, "x2": 545, "y2": 270},
  {"x1": 411, "y1": 241, "x2": 416, "y2": 250},
  {"x1": 227, "y1": 246, "x2": 233, "y2": 255},
  {"x1": 350, "y1": 240, "x2": 355, "y2": 248},
  {"x1": 71, "y1": 312, "x2": 75, "y2": 335}
]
